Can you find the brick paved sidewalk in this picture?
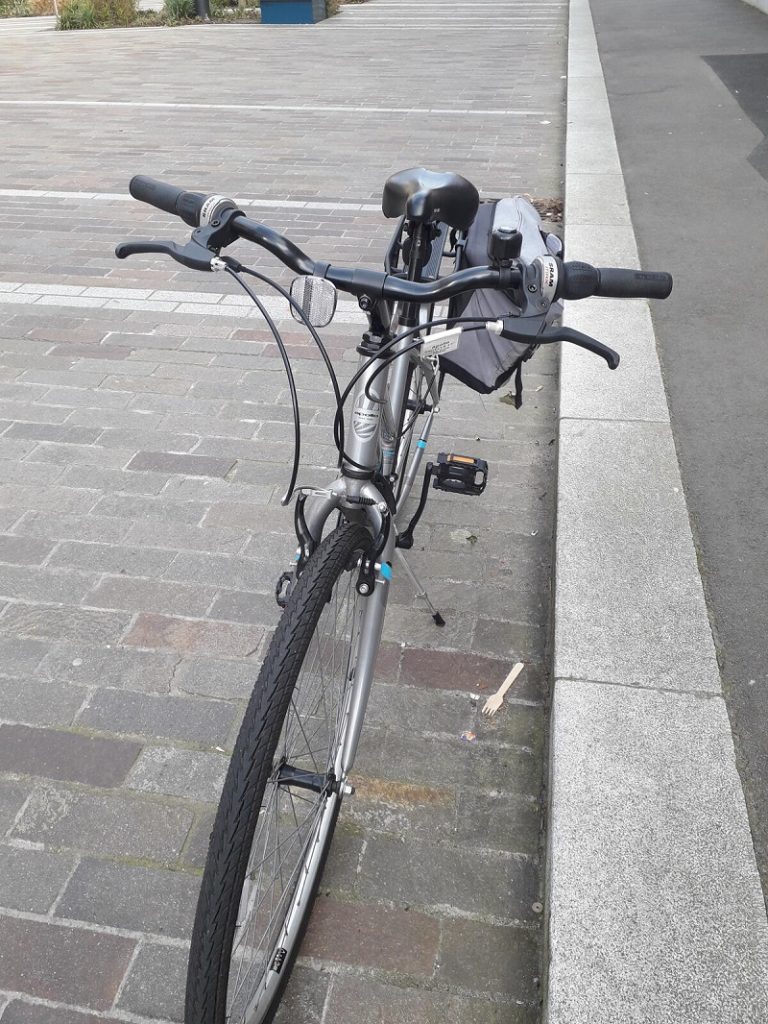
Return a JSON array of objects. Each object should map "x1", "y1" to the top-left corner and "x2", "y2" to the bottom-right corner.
[{"x1": 0, "y1": 2, "x2": 566, "y2": 1021}]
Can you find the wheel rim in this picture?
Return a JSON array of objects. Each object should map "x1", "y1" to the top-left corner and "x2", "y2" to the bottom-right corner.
[{"x1": 225, "y1": 563, "x2": 364, "y2": 1024}]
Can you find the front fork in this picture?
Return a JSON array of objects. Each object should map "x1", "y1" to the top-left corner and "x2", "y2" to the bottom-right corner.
[
  {"x1": 300, "y1": 479, "x2": 394, "y2": 780},
  {"x1": 337, "y1": 524, "x2": 394, "y2": 778}
]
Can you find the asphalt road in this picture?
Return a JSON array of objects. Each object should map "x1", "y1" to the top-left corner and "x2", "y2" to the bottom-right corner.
[{"x1": 589, "y1": 0, "x2": 768, "y2": 896}]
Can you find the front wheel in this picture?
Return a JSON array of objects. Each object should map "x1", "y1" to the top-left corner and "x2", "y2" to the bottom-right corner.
[{"x1": 185, "y1": 522, "x2": 371, "y2": 1024}]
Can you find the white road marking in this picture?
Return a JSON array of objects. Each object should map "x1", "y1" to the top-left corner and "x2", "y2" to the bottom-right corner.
[
  {"x1": 0, "y1": 100, "x2": 554, "y2": 117},
  {"x1": 0, "y1": 188, "x2": 383, "y2": 214},
  {"x1": 0, "y1": 282, "x2": 366, "y2": 324}
]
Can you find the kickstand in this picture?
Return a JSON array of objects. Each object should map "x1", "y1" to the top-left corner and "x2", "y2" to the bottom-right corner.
[{"x1": 394, "y1": 549, "x2": 446, "y2": 627}]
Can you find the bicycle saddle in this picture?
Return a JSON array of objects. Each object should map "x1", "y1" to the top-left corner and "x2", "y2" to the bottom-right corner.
[{"x1": 382, "y1": 167, "x2": 480, "y2": 230}]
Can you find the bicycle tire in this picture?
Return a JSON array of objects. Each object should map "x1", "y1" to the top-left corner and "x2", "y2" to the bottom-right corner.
[{"x1": 185, "y1": 521, "x2": 371, "y2": 1024}]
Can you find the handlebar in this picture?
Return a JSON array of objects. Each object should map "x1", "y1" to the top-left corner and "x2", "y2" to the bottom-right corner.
[
  {"x1": 129, "y1": 176, "x2": 208, "y2": 228},
  {"x1": 118, "y1": 175, "x2": 674, "y2": 306},
  {"x1": 556, "y1": 260, "x2": 673, "y2": 301}
]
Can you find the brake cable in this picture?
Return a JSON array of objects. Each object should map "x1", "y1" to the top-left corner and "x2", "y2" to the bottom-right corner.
[
  {"x1": 224, "y1": 266, "x2": 302, "y2": 506},
  {"x1": 331, "y1": 316, "x2": 496, "y2": 468},
  {"x1": 231, "y1": 263, "x2": 345, "y2": 460}
]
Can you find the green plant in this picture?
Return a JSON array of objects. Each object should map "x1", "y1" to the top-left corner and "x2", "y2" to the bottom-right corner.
[
  {"x1": 1, "y1": 0, "x2": 32, "y2": 16},
  {"x1": 58, "y1": 0, "x2": 98, "y2": 28},
  {"x1": 93, "y1": 0, "x2": 135, "y2": 24},
  {"x1": 162, "y1": 0, "x2": 194, "y2": 20},
  {"x1": 58, "y1": 0, "x2": 135, "y2": 26}
]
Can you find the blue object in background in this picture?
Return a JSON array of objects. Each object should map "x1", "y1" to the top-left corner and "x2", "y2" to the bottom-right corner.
[{"x1": 260, "y1": 0, "x2": 327, "y2": 23}]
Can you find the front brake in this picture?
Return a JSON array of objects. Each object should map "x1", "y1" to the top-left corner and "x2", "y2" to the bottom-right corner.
[{"x1": 495, "y1": 317, "x2": 620, "y2": 370}]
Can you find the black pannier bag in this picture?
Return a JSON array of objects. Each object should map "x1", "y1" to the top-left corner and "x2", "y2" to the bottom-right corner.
[{"x1": 440, "y1": 196, "x2": 562, "y2": 401}]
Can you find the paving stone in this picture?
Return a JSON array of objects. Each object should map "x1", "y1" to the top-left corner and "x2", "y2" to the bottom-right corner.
[
  {"x1": 173, "y1": 657, "x2": 260, "y2": 700},
  {"x1": 314, "y1": 828, "x2": 365, "y2": 896},
  {"x1": 381, "y1": 605, "x2": 477, "y2": 651},
  {"x1": 365, "y1": 682, "x2": 478, "y2": 736},
  {"x1": 0, "y1": 844, "x2": 75, "y2": 914},
  {"x1": 358, "y1": 834, "x2": 538, "y2": 922},
  {"x1": 454, "y1": 791, "x2": 542, "y2": 859},
  {"x1": 122, "y1": 613, "x2": 265, "y2": 658},
  {"x1": 116, "y1": 940, "x2": 187, "y2": 1022},
  {"x1": 55, "y1": 857, "x2": 200, "y2": 939},
  {"x1": 201, "y1": 501, "x2": 287, "y2": 531},
  {"x1": 126, "y1": 747, "x2": 229, "y2": 803},
  {"x1": 57, "y1": 465, "x2": 171, "y2": 495},
  {"x1": 343, "y1": 775, "x2": 457, "y2": 841},
  {"x1": 0, "y1": 634, "x2": 51, "y2": 675},
  {"x1": 0, "y1": 914, "x2": 136, "y2": 1011},
  {"x1": 40, "y1": 645, "x2": 180, "y2": 694},
  {"x1": 13, "y1": 786, "x2": 193, "y2": 862},
  {"x1": 437, "y1": 917, "x2": 540, "y2": 998},
  {"x1": 0, "y1": 676, "x2": 85, "y2": 727},
  {"x1": 0, "y1": 459, "x2": 63, "y2": 486},
  {"x1": 124, "y1": 520, "x2": 246, "y2": 555},
  {"x1": 207, "y1": 589, "x2": 281, "y2": 628},
  {"x1": 12, "y1": 511, "x2": 131, "y2": 545},
  {"x1": 272, "y1": 965, "x2": 331, "y2": 1024},
  {"x1": 473, "y1": 618, "x2": 546, "y2": 662},
  {"x1": 0, "y1": 724, "x2": 142, "y2": 786},
  {"x1": 324, "y1": 974, "x2": 536, "y2": 1024},
  {"x1": 400, "y1": 647, "x2": 516, "y2": 695},
  {"x1": 85, "y1": 576, "x2": 217, "y2": 618},
  {"x1": 26, "y1": 443, "x2": 137, "y2": 472},
  {"x1": 4, "y1": 423, "x2": 101, "y2": 445},
  {"x1": 79, "y1": 690, "x2": 235, "y2": 745},
  {"x1": 302, "y1": 896, "x2": 439, "y2": 976},
  {"x1": 47, "y1": 541, "x2": 177, "y2": 576},
  {"x1": 1, "y1": 1002, "x2": 104, "y2": 1024},
  {"x1": 0, "y1": 778, "x2": 34, "y2": 834},
  {"x1": 0, "y1": 506, "x2": 22, "y2": 531},
  {"x1": 179, "y1": 809, "x2": 215, "y2": 869},
  {"x1": 163, "y1": 551, "x2": 274, "y2": 592},
  {"x1": 0, "y1": 566, "x2": 97, "y2": 605},
  {"x1": 0, "y1": 534, "x2": 55, "y2": 566},
  {"x1": 355, "y1": 723, "x2": 541, "y2": 797},
  {"x1": 126, "y1": 450, "x2": 235, "y2": 478},
  {"x1": 92, "y1": 492, "x2": 206, "y2": 523}
]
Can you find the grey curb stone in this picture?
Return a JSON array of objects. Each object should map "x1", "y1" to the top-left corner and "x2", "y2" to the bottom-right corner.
[
  {"x1": 547, "y1": 1, "x2": 768, "y2": 1020},
  {"x1": 548, "y1": 681, "x2": 768, "y2": 1022}
]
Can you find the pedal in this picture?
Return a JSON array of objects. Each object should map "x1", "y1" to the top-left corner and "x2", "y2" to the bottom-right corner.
[
  {"x1": 432, "y1": 453, "x2": 488, "y2": 496},
  {"x1": 275, "y1": 571, "x2": 293, "y2": 609}
]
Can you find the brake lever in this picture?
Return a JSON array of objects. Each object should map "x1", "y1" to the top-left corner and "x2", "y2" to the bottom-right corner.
[
  {"x1": 550, "y1": 326, "x2": 620, "y2": 370},
  {"x1": 115, "y1": 239, "x2": 219, "y2": 272},
  {"x1": 498, "y1": 317, "x2": 620, "y2": 370}
]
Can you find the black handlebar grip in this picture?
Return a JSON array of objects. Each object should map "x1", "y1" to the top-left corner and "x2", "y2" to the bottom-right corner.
[
  {"x1": 557, "y1": 261, "x2": 673, "y2": 301},
  {"x1": 595, "y1": 268, "x2": 673, "y2": 300},
  {"x1": 129, "y1": 176, "x2": 206, "y2": 228},
  {"x1": 556, "y1": 261, "x2": 600, "y2": 300}
]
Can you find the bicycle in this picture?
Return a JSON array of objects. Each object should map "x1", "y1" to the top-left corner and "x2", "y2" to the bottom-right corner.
[{"x1": 115, "y1": 168, "x2": 672, "y2": 1024}]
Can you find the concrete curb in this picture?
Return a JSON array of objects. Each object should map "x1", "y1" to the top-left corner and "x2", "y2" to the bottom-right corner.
[{"x1": 545, "y1": 1, "x2": 768, "y2": 1020}]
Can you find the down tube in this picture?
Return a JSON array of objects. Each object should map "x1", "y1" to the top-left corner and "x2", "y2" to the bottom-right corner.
[{"x1": 339, "y1": 527, "x2": 395, "y2": 777}]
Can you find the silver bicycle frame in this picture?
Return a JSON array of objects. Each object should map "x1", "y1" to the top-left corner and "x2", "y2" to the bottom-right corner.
[{"x1": 300, "y1": 298, "x2": 438, "y2": 781}]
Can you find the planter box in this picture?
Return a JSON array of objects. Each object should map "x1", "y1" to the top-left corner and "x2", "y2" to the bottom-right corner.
[{"x1": 260, "y1": 0, "x2": 327, "y2": 23}]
